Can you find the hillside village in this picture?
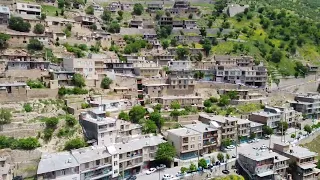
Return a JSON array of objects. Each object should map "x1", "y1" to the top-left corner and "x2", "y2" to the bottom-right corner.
[{"x1": 0, "y1": 0, "x2": 320, "y2": 180}]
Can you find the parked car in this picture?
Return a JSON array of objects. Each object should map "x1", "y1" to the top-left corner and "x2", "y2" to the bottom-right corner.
[
  {"x1": 232, "y1": 154, "x2": 236, "y2": 158},
  {"x1": 162, "y1": 174, "x2": 174, "y2": 180},
  {"x1": 222, "y1": 170, "x2": 230, "y2": 174},
  {"x1": 254, "y1": 138, "x2": 260, "y2": 142},
  {"x1": 227, "y1": 145, "x2": 235, "y2": 149},
  {"x1": 146, "y1": 168, "x2": 157, "y2": 175},
  {"x1": 126, "y1": 175, "x2": 137, "y2": 180},
  {"x1": 261, "y1": 144, "x2": 267, "y2": 149},
  {"x1": 175, "y1": 171, "x2": 186, "y2": 177},
  {"x1": 248, "y1": 140, "x2": 254, "y2": 143},
  {"x1": 215, "y1": 161, "x2": 221, "y2": 166}
]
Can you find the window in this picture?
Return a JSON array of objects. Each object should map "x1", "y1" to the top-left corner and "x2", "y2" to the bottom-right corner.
[
  {"x1": 104, "y1": 158, "x2": 109, "y2": 163},
  {"x1": 190, "y1": 145, "x2": 195, "y2": 149},
  {"x1": 85, "y1": 163, "x2": 89, "y2": 168},
  {"x1": 119, "y1": 154, "x2": 122, "y2": 159},
  {"x1": 114, "y1": 161, "x2": 118, "y2": 166},
  {"x1": 191, "y1": 137, "x2": 195, "y2": 141},
  {"x1": 101, "y1": 133, "x2": 104, "y2": 138}
]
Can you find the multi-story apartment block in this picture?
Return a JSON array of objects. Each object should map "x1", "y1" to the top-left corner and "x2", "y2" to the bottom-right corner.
[
  {"x1": 63, "y1": 58, "x2": 98, "y2": 79},
  {"x1": 250, "y1": 121, "x2": 264, "y2": 138},
  {"x1": 237, "y1": 118, "x2": 251, "y2": 140},
  {"x1": 106, "y1": 62, "x2": 134, "y2": 75},
  {"x1": 115, "y1": 135, "x2": 165, "y2": 177},
  {"x1": 249, "y1": 110, "x2": 281, "y2": 130},
  {"x1": 167, "y1": 70, "x2": 195, "y2": 95},
  {"x1": 273, "y1": 142, "x2": 319, "y2": 180},
  {"x1": 0, "y1": 156, "x2": 12, "y2": 180},
  {"x1": 269, "y1": 106, "x2": 302, "y2": 127},
  {"x1": 199, "y1": 114, "x2": 238, "y2": 140},
  {"x1": 167, "y1": 128, "x2": 202, "y2": 159},
  {"x1": 79, "y1": 110, "x2": 142, "y2": 145},
  {"x1": 74, "y1": 15, "x2": 96, "y2": 26},
  {"x1": 238, "y1": 149, "x2": 289, "y2": 180},
  {"x1": 290, "y1": 93, "x2": 320, "y2": 119},
  {"x1": 16, "y1": 3, "x2": 41, "y2": 16},
  {"x1": 151, "y1": 54, "x2": 175, "y2": 66},
  {"x1": 133, "y1": 62, "x2": 161, "y2": 77},
  {"x1": 37, "y1": 136, "x2": 165, "y2": 179},
  {"x1": 0, "y1": 6, "x2": 10, "y2": 25},
  {"x1": 159, "y1": 16, "x2": 173, "y2": 26},
  {"x1": 37, "y1": 152, "x2": 80, "y2": 180},
  {"x1": 184, "y1": 123, "x2": 219, "y2": 154},
  {"x1": 147, "y1": 2, "x2": 163, "y2": 13},
  {"x1": 168, "y1": 60, "x2": 192, "y2": 71}
]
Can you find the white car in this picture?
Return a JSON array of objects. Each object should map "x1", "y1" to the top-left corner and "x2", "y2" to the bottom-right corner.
[
  {"x1": 254, "y1": 138, "x2": 260, "y2": 142},
  {"x1": 261, "y1": 144, "x2": 267, "y2": 149},
  {"x1": 227, "y1": 145, "x2": 235, "y2": 149},
  {"x1": 146, "y1": 168, "x2": 157, "y2": 175},
  {"x1": 162, "y1": 174, "x2": 174, "y2": 180}
]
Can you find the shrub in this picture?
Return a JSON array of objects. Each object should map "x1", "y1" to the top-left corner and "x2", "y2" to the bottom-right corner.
[
  {"x1": 65, "y1": 115, "x2": 77, "y2": 127},
  {"x1": 64, "y1": 137, "x2": 87, "y2": 150},
  {"x1": 27, "y1": 39, "x2": 44, "y2": 51},
  {"x1": 0, "y1": 109, "x2": 12, "y2": 125},
  {"x1": 23, "y1": 103, "x2": 33, "y2": 112},
  {"x1": 27, "y1": 79, "x2": 45, "y2": 88},
  {"x1": 101, "y1": 77, "x2": 113, "y2": 89},
  {"x1": 43, "y1": 128, "x2": 54, "y2": 141},
  {"x1": 291, "y1": 134, "x2": 296, "y2": 138},
  {"x1": 81, "y1": 103, "x2": 90, "y2": 109},
  {"x1": 33, "y1": 23, "x2": 45, "y2": 34},
  {"x1": 0, "y1": 136, "x2": 40, "y2": 150},
  {"x1": 45, "y1": 117, "x2": 59, "y2": 129},
  {"x1": 8, "y1": 17, "x2": 31, "y2": 32}
]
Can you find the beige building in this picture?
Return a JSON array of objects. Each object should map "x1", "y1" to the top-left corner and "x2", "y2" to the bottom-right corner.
[
  {"x1": 167, "y1": 128, "x2": 202, "y2": 160},
  {"x1": 199, "y1": 114, "x2": 238, "y2": 140},
  {"x1": 273, "y1": 142, "x2": 320, "y2": 180},
  {"x1": 133, "y1": 62, "x2": 161, "y2": 77},
  {"x1": 218, "y1": 89, "x2": 266, "y2": 105},
  {"x1": 237, "y1": 118, "x2": 250, "y2": 139},
  {"x1": 5, "y1": 31, "x2": 48, "y2": 48},
  {"x1": 16, "y1": 2, "x2": 41, "y2": 16}
]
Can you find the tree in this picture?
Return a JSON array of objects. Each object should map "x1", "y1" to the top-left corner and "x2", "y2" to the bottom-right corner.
[
  {"x1": 33, "y1": 23, "x2": 45, "y2": 34},
  {"x1": 207, "y1": 19, "x2": 213, "y2": 28},
  {"x1": 198, "y1": 158, "x2": 207, "y2": 168},
  {"x1": 118, "y1": 111, "x2": 129, "y2": 121},
  {"x1": 58, "y1": 0, "x2": 65, "y2": 8},
  {"x1": 8, "y1": 17, "x2": 31, "y2": 32},
  {"x1": 196, "y1": 52, "x2": 203, "y2": 61},
  {"x1": 56, "y1": 10, "x2": 59, "y2": 16},
  {"x1": 65, "y1": 115, "x2": 77, "y2": 127},
  {"x1": 162, "y1": 40, "x2": 170, "y2": 49},
  {"x1": 278, "y1": 121, "x2": 289, "y2": 134},
  {"x1": 157, "y1": 25, "x2": 172, "y2": 39},
  {"x1": 64, "y1": 137, "x2": 86, "y2": 150},
  {"x1": 0, "y1": 33, "x2": 10, "y2": 50},
  {"x1": 188, "y1": 13, "x2": 193, "y2": 19},
  {"x1": 153, "y1": 104, "x2": 162, "y2": 112},
  {"x1": 249, "y1": 132, "x2": 256, "y2": 139},
  {"x1": 270, "y1": 50, "x2": 283, "y2": 63},
  {"x1": 72, "y1": 73, "x2": 86, "y2": 88},
  {"x1": 209, "y1": 96, "x2": 218, "y2": 103},
  {"x1": 118, "y1": 10, "x2": 124, "y2": 17},
  {"x1": 133, "y1": 3, "x2": 144, "y2": 15},
  {"x1": 217, "y1": 153, "x2": 224, "y2": 162},
  {"x1": 155, "y1": 10, "x2": 164, "y2": 20},
  {"x1": 203, "y1": 99, "x2": 212, "y2": 107},
  {"x1": 221, "y1": 138, "x2": 232, "y2": 147},
  {"x1": 143, "y1": 120, "x2": 157, "y2": 134},
  {"x1": 176, "y1": 47, "x2": 189, "y2": 59},
  {"x1": 23, "y1": 103, "x2": 33, "y2": 112},
  {"x1": 218, "y1": 95, "x2": 230, "y2": 107},
  {"x1": 262, "y1": 125, "x2": 273, "y2": 135},
  {"x1": 108, "y1": 22, "x2": 120, "y2": 33},
  {"x1": 189, "y1": 163, "x2": 197, "y2": 172},
  {"x1": 170, "y1": 38, "x2": 177, "y2": 47},
  {"x1": 180, "y1": 167, "x2": 188, "y2": 173},
  {"x1": 170, "y1": 110, "x2": 181, "y2": 117},
  {"x1": 194, "y1": 71, "x2": 205, "y2": 79},
  {"x1": 155, "y1": 142, "x2": 176, "y2": 163},
  {"x1": 200, "y1": 27, "x2": 207, "y2": 37},
  {"x1": 149, "y1": 112, "x2": 164, "y2": 131},
  {"x1": 27, "y1": 39, "x2": 44, "y2": 51},
  {"x1": 0, "y1": 109, "x2": 12, "y2": 125},
  {"x1": 304, "y1": 124, "x2": 312, "y2": 134},
  {"x1": 86, "y1": 5, "x2": 94, "y2": 15},
  {"x1": 102, "y1": 9, "x2": 112, "y2": 22},
  {"x1": 170, "y1": 101, "x2": 181, "y2": 110},
  {"x1": 291, "y1": 134, "x2": 296, "y2": 138},
  {"x1": 101, "y1": 77, "x2": 113, "y2": 89},
  {"x1": 129, "y1": 106, "x2": 146, "y2": 123},
  {"x1": 202, "y1": 42, "x2": 212, "y2": 56},
  {"x1": 227, "y1": 91, "x2": 238, "y2": 100},
  {"x1": 45, "y1": 117, "x2": 59, "y2": 129}
]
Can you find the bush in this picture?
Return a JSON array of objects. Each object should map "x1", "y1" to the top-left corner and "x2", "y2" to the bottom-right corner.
[
  {"x1": 86, "y1": 5, "x2": 94, "y2": 15},
  {"x1": 0, "y1": 109, "x2": 12, "y2": 125},
  {"x1": 64, "y1": 137, "x2": 87, "y2": 150},
  {"x1": 291, "y1": 134, "x2": 296, "y2": 138},
  {"x1": 45, "y1": 117, "x2": 59, "y2": 129},
  {"x1": 133, "y1": 3, "x2": 144, "y2": 15},
  {"x1": 72, "y1": 73, "x2": 86, "y2": 88},
  {"x1": 0, "y1": 136, "x2": 40, "y2": 150},
  {"x1": 43, "y1": 128, "x2": 54, "y2": 141},
  {"x1": 23, "y1": 103, "x2": 33, "y2": 112},
  {"x1": 33, "y1": 23, "x2": 45, "y2": 34},
  {"x1": 27, "y1": 39, "x2": 44, "y2": 51},
  {"x1": 108, "y1": 22, "x2": 121, "y2": 33},
  {"x1": 27, "y1": 79, "x2": 45, "y2": 88},
  {"x1": 81, "y1": 103, "x2": 90, "y2": 109},
  {"x1": 65, "y1": 114, "x2": 77, "y2": 127},
  {"x1": 8, "y1": 17, "x2": 31, "y2": 32},
  {"x1": 101, "y1": 77, "x2": 113, "y2": 89},
  {"x1": 58, "y1": 87, "x2": 88, "y2": 96}
]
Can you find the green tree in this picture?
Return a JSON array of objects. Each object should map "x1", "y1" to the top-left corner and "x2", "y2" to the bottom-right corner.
[
  {"x1": 64, "y1": 137, "x2": 86, "y2": 150},
  {"x1": 180, "y1": 167, "x2": 188, "y2": 173},
  {"x1": 58, "y1": 0, "x2": 65, "y2": 8},
  {"x1": 16, "y1": 137, "x2": 40, "y2": 150},
  {"x1": 72, "y1": 73, "x2": 86, "y2": 88},
  {"x1": 0, "y1": 33, "x2": 10, "y2": 50},
  {"x1": 209, "y1": 96, "x2": 218, "y2": 103},
  {"x1": 65, "y1": 115, "x2": 77, "y2": 127},
  {"x1": 249, "y1": 132, "x2": 256, "y2": 139},
  {"x1": 194, "y1": 71, "x2": 205, "y2": 79},
  {"x1": 153, "y1": 104, "x2": 162, "y2": 112},
  {"x1": 217, "y1": 152, "x2": 224, "y2": 162},
  {"x1": 200, "y1": 27, "x2": 207, "y2": 37},
  {"x1": 317, "y1": 160, "x2": 320, "y2": 169},
  {"x1": 33, "y1": 23, "x2": 45, "y2": 34},
  {"x1": 202, "y1": 42, "x2": 212, "y2": 56},
  {"x1": 170, "y1": 101, "x2": 181, "y2": 110},
  {"x1": 278, "y1": 121, "x2": 289, "y2": 134},
  {"x1": 162, "y1": 40, "x2": 170, "y2": 49},
  {"x1": 129, "y1": 106, "x2": 146, "y2": 123},
  {"x1": 143, "y1": 120, "x2": 157, "y2": 134},
  {"x1": 176, "y1": 47, "x2": 189, "y2": 59},
  {"x1": 102, "y1": 9, "x2": 112, "y2": 22},
  {"x1": 207, "y1": 19, "x2": 213, "y2": 28},
  {"x1": 117, "y1": 10, "x2": 123, "y2": 17},
  {"x1": 118, "y1": 111, "x2": 129, "y2": 121},
  {"x1": 133, "y1": 3, "x2": 144, "y2": 15},
  {"x1": 304, "y1": 124, "x2": 312, "y2": 134},
  {"x1": 221, "y1": 138, "x2": 232, "y2": 147},
  {"x1": 27, "y1": 39, "x2": 44, "y2": 51},
  {"x1": 101, "y1": 77, "x2": 113, "y2": 89},
  {"x1": 0, "y1": 109, "x2": 12, "y2": 125},
  {"x1": 291, "y1": 134, "x2": 296, "y2": 138},
  {"x1": 218, "y1": 95, "x2": 230, "y2": 107},
  {"x1": 157, "y1": 25, "x2": 173, "y2": 39},
  {"x1": 108, "y1": 22, "x2": 120, "y2": 33},
  {"x1": 189, "y1": 163, "x2": 197, "y2": 172},
  {"x1": 155, "y1": 10, "x2": 164, "y2": 20},
  {"x1": 45, "y1": 117, "x2": 59, "y2": 129},
  {"x1": 227, "y1": 91, "x2": 238, "y2": 100},
  {"x1": 270, "y1": 50, "x2": 283, "y2": 63},
  {"x1": 262, "y1": 125, "x2": 273, "y2": 135},
  {"x1": 149, "y1": 112, "x2": 164, "y2": 131},
  {"x1": 155, "y1": 142, "x2": 176, "y2": 163},
  {"x1": 23, "y1": 103, "x2": 33, "y2": 112},
  {"x1": 203, "y1": 99, "x2": 212, "y2": 107},
  {"x1": 8, "y1": 16, "x2": 31, "y2": 32},
  {"x1": 85, "y1": 5, "x2": 94, "y2": 15},
  {"x1": 198, "y1": 158, "x2": 207, "y2": 168}
]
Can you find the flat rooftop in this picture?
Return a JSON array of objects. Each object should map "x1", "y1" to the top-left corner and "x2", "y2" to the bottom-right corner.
[
  {"x1": 284, "y1": 145, "x2": 317, "y2": 159},
  {"x1": 250, "y1": 121, "x2": 264, "y2": 127},
  {"x1": 240, "y1": 150, "x2": 289, "y2": 162},
  {"x1": 160, "y1": 96, "x2": 202, "y2": 100},
  {"x1": 251, "y1": 111, "x2": 279, "y2": 117},
  {"x1": 184, "y1": 123, "x2": 218, "y2": 133},
  {"x1": 199, "y1": 113, "x2": 239, "y2": 123},
  {"x1": 37, "y1": 152, "x2": 79, "y2": 174},
  {"x1": 237, "y1": 118, "x2": 251, "y2": 125},
  {"x1": 71, "y1": 146, "x2": 111, "y2": 164},
  {"x1": 167, "y1": 127, "x2": 200, "y2": 137},
  {"x1": 82, "y1": 111, "x2": 116, "y2": 125}
]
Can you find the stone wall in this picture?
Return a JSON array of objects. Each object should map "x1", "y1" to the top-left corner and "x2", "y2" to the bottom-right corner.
[
  {"x1": 5, "y1": 70, "x2": 49, "y2": 80},
  {"x1": 177, "y1": 114, "x2": 199, "y2": 125},
  {"x1": 26, "y1": 89, "x2": 58, "y2": 99},
  {"x1": 0, "y1": 122, "x2": 45, "y2": 138}
]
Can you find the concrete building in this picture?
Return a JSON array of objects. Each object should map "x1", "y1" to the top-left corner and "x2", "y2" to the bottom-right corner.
[
  {"x1": 273, "y1": 142, "x2": 320, "y2": 180},
  {"x1": 16, "y1": 3, "x2": 41, "y2": 16},
  {"x1": 290, "y1": 93, "x2": 320, "y2": 119},
  {"x1": 106, "y1": 62, "x2": 134, "y2": 75},
  {"x1": 237, "y1": 118, "x2": 251, "y2": 140},
  {"x1": 147, "y1": 2, "x2": 163, "y2": 12},
  {"x1": 133, "y1": 62, "x2": 161, "y2": 77},
  {"x1": 49, "y1": 71, "x2": 75, "y2": 87},
  {"x1": 250, "y1": 121, "x2": 263, "y2": 138},
  {"x1": 6, "y1": 31, "x2": 48, "y2": 48},
  {"x1": 7, "y1": 61, "x2": 50, "y2": 70},
  {"x1": 167, "y1": 128, "x2": 202, "y2": 159},
  {"x1": 0, "y1": 156, "x2": 12, "y2": 180},
  {"x1": 167, "y1": 70, "x2": 195, "y2": 95},
  {"x1": 74, "y1": 15, "x2": 97, "y2": 26},
  {"x1": 151, "y1": 54, "x2": 175, "y2": 66},
  {"x1": 0, "y1": 82, "x2": 27, "y2": 102},
  {"x1": 37, "y1": 152, "x2": 80, "y2": 180},
  {"x1": 129, "y1": 18, "x2": 143, "y2": 29},
  {"x1": 0, "y1": 6, "x2": 10, "y2": 25},
  {"x1": 249, "y1": 107, "x2": 282, "y2": 129},
  {"x1": 79, "y1": 110, "x2": 142, "y2": 145},
  {"x1": 218, "y1": 89, "x2": 266, "y2": 105},
  {"x1": 199, "y1": 114, "x2": 238, "y2": 140},
  {"x1": 89, "y1": 99, "x2": 133, "y2": 113},
  {"x1": 184, "y1": 123, "x2": 219, "y2": 154},
  {"x1": 168, "y1": 60, "x2": 192, "y2": 71},
  {"x1": 271, "y1": 106, "x2": 302, "y2": 128},
  {"x1": 63, "y1": 58, "x2": 97, "y2": 79},
  {"x1": 238, "y1": 149, "x2": 289, "y2": 180}
]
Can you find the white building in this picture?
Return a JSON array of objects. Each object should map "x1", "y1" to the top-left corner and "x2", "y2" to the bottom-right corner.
[{"x1": 16, "y1": 3, "x2": 41, "y2": 16}]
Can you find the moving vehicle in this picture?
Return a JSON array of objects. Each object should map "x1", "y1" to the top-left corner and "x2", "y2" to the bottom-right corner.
[{"x1": 146, "y1": 168, "x2": 157, "y2": 175}]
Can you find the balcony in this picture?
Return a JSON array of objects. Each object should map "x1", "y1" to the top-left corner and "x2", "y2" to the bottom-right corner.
[
  {"x1": 203, "y1": 133, "x2": 218, "y2": 139},
  {"x1": 83, "y1": 167, "x2": 112, "y2": 180},
  {"x1": 203, "y1": 140, "x2": 216, "y2": 147}
]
